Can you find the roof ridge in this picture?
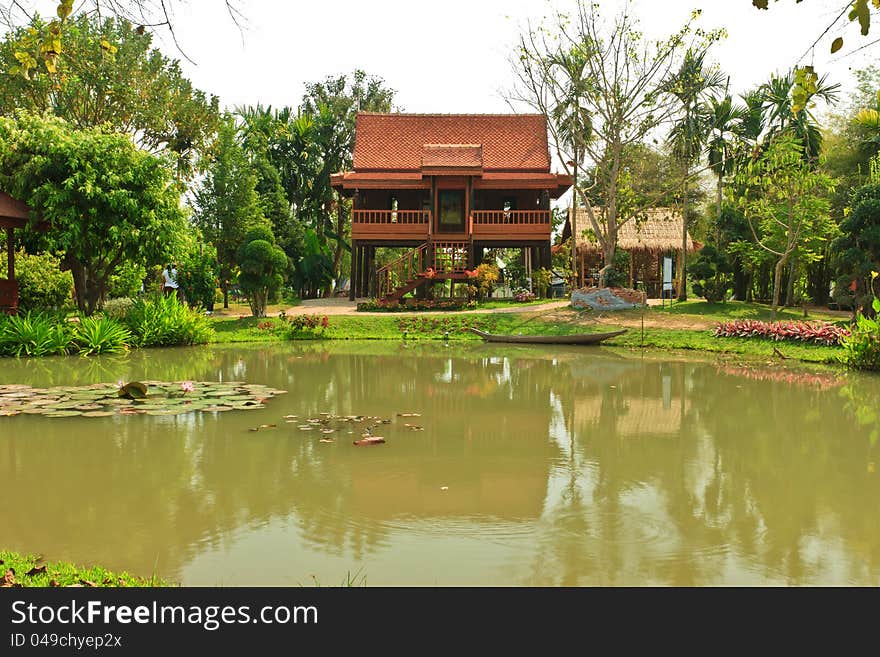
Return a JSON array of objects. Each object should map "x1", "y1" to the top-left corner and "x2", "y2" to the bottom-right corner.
[{"x1": 357, "y1": 112, "x2": 546, "y2": 118}]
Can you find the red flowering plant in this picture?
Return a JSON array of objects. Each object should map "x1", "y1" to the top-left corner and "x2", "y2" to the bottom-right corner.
[{"x1": 713, "y1": 319, "x2": 850, "y2": 346}]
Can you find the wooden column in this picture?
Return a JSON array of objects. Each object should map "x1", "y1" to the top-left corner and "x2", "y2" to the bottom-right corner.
[
  {"x1": 349, "y1": 242, "x2": 359, "y2": 301},
  {"x1": 6, "y1": 227, "x2": 13, "y2": 281},
  {"x1": 367, "y1": 247, "x2": 376, "y2": 298}
]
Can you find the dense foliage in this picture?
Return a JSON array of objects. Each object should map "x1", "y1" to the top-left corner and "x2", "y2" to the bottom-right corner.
[
  {"x1": 714, "y1": 319, "x2": 849, "y2": 346},
  {"x1": 5, "y1": 249, "x2": 73, "y2": 311},
  {"x1": 0, "y1": 113, "x2": 185, "y2": 315},
  {"x1": 122, "y1": 294, "x2": 214, "y2": 347}
]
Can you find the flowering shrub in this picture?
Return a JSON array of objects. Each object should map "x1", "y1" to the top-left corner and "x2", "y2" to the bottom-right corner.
[
  {"x1": 713, "y1": 319, "x2": 850, "y2": 346},
  {"x1": 357, "y1": 299, "x2": 476, "y2": 312},
  {"x1": 513, "y1": 289, "x2": 536, "y2": 302},
  {"x1": 287, "y1": 314, "x2": 329, "y2": 331}
]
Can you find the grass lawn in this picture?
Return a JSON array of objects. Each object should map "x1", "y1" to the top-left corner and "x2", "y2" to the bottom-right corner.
[
  {"x1": 207, "y1": 299, "x2": 847, "y2": 365},
  {"x1": 0, "y1": 550, "x2": 169, "y2": 587},
  {"x1": 646, "y1": 299, "x2": 846, "y2": 323}
]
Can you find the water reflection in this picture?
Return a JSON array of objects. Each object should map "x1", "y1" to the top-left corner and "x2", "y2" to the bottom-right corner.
[{"x1": 1, "y1": 343, "x2": 878, "y2": 585}]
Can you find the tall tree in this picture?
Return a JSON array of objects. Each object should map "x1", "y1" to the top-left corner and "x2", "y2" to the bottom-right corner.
[
  {"x1": 301, "y1": 70, "x2": 395, "y2": 293},
  {"x1": 510, "y1": 0, "x2": 721, "y2": 285},
  {"x1": 706, "y1": 94, "x2": 747, "y2": 242},
  {"x1": 0, "y1": 14, "x2": 220, "y2": 180},
  {"x1": 192, "y1": 116, "x2": 264, "y2": 308},
  {"x1": 0, "y1": 112, "x2": 186, "y2": 314},
  {"x1": 734, "y1": 136, "x2": 836, "y2": 319},
  {"x1": 666, "y1": 48, "x2": 726, "y2": 299}
]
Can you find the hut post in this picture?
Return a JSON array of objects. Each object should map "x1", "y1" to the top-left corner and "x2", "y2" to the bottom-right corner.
[{"x1": 6, "y1": 227, "x2": 13, "y2": 281}]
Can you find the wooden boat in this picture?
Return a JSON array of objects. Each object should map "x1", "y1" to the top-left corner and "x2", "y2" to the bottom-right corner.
[{"x1": 467, "y1": 328, "x2": 627, "y2": 345}]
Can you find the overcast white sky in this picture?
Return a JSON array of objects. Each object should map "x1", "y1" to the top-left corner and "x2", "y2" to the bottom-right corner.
[{"x1": 142, "y1": 0, "x2": 878, "y2": 114}]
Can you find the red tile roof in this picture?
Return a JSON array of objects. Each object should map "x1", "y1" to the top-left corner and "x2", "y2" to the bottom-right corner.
[
  {"x1": 353, "y1": 113, "x2": 550, "y2": 171},
  {"x1": 421, "y1": 144, "x2": 483, "y2": 169}
]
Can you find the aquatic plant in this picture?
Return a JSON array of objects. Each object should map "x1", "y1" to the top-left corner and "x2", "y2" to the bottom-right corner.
[
  {"x1": 840, "y1": 273, "x2": 880, "y2": 370},
  {"x1": 0, "y1": 381, "x2": 286, "y2": 418}
]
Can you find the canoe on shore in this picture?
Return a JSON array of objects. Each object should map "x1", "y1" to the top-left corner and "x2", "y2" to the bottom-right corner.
[{"x1": 467, "y1": 328, "x2": 627, "y2": 345}]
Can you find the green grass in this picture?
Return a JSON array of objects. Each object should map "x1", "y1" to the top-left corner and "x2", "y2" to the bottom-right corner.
[
  {"x1": 0, "y1": 550, "x2": 170, "y2": 587},
  {"x1": 206, "y1": 300, "x2": 848, "y2": 365},
  {"x1": 646, "y1": 299, "x2": 845, "y2": 323},
  {"x1": 606, "y1": 328, "x2": 842, "y2": 363}
]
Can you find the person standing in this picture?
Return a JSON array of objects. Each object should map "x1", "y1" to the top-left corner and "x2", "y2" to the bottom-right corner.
[{"x1": 162, "y1": 263, "x2": 179, "y2": 298}]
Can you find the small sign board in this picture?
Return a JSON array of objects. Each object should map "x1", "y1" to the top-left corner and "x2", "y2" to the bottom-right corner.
[{"x1": 662, "y1": 257, "x2": 673, "y2": 292}]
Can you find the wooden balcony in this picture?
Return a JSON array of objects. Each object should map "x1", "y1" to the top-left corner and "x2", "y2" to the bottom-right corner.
[
  {"x1": 471, "y1": 210, "x2": 551, "y2": 240},
  {"x1": 351, "y1": 208, "x2": 552, "y2": 242},
  {"x1": 352, "y1": 209, "x2": 430, "y2": 241}
]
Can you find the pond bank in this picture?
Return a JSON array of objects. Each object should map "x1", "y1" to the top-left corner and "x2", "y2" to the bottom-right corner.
[
  {"x1": 209, "y1": 304, "x2": 846, "y2": 366},
  {"x1": 0, "y1": 550, "x2": 169, "y2": 587}
]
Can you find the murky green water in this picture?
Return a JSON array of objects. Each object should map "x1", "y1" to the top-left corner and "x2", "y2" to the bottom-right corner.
[{"x1": 1, "y1": 342, "x2": 879, "y2": 586}]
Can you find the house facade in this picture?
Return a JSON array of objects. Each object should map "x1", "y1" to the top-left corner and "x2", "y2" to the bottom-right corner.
[{"x1": 331, "y1": 113, "x2": 571, "y2": 301}]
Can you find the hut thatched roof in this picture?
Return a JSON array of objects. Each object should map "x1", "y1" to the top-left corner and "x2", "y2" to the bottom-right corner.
[{"x1": 570, "y1": 207, "x2": 696, "y2": 254}]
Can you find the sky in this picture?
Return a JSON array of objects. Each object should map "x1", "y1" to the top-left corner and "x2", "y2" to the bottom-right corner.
[{"x1": 142, "y1": 0, "x2": 878, "y2": 115}]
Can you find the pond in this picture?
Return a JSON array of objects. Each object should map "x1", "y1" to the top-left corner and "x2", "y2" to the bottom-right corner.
[{"x1": 1, "y1": 342, "x2": 879, "y2": 586}]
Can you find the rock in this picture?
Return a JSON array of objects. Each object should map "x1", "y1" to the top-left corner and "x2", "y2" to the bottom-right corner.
[{"x1": 571, "y1": 287, "x2": 644, "y2": 311}]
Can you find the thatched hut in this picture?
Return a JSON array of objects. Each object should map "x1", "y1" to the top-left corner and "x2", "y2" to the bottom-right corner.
[{"x1": 568, "y1": 207, "x2": 698, "y2": 298}]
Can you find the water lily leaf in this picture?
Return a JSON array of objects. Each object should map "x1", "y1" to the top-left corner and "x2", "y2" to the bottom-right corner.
[
  {"x1": 119, "y1": 382, "x2": 148, "y2": 399},
  {"x1": 201, "y1": 405, "x2": 233, "y2": 412},
  {"x1": 44, "y1": 411, "x2": 83, "y2": 417},
  {"x1": 82, "y1": 411, "x2": 116, "y2": 418}
]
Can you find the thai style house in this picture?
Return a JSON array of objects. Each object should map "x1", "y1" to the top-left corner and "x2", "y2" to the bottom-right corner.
[{"x1": 331, "y1": 113, "x2": 572, "y2": 301}]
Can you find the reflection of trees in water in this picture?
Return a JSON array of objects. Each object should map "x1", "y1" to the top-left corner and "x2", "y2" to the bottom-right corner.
[{"x1": 534, "y1": 357, "x2": 880, "y2": 585}]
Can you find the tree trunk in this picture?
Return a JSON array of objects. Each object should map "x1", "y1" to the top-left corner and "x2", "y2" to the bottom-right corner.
[
  {"x1": 570, "y1": 145, "x2": 579, "y2": 291},
  {"x1": 785, "y1": 259, "x2": 796, "y2": 307},
  {"x1": 715, "y1": 174, "x2": 723, "y2": 246},
  {"x1": 678, "y1": 161, "x2": 689, "y2": 301},
  {"x1": 771, "y1": 257, "x2": 787, "y2": 321}
]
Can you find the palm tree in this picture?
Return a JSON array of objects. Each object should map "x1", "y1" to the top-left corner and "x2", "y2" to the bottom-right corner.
[
  {"x1": 667, "y1": 49, "x2": 726, "y2": 300},
  {"x1": 550, "y1": 45, "x2": 593, "y2": 286},
  {"x1": 705, "y1": 93, "x2": 747, "y2": 243},
  {"x1": 760, "y1": 71, "x2": 840, "y2": 162}
]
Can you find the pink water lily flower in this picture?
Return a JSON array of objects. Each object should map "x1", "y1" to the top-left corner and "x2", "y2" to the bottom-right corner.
[
  {"x1": 116, "y1": 379, "x2": 126, "y2": 390},
  {"x1": 180, "y1": 381, "x2": 195, "y2": 394}
]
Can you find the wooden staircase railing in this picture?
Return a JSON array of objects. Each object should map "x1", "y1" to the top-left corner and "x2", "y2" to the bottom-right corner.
[{"x1": 377, "y1": 243, "x2": 430, "y2": 300}]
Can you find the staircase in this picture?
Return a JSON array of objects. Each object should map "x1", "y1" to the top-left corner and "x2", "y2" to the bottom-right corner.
[{"x1": 377, "y1": 241, "x2": 470, "y2": 302}]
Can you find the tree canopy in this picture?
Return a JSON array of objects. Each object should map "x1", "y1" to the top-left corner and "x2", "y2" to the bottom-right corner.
[{"x1": 0, "y1": 112, "x2": 185, "y2": 314}]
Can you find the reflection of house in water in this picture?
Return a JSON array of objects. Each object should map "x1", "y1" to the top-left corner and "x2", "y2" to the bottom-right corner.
[{"x1": 569, "y1": 360, "x2": 687, "y2": 439}]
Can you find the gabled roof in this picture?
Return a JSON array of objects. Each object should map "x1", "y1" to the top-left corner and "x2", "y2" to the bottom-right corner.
[
  {"x1": 352, "y1": 113, "x2": 551, "y2": 171},
  {"x1": 572, "y1": 207, "x2": 696, "y2": 253},
  {"x1": 421, "y1": 144, "x2": 483, "y2": 169}
]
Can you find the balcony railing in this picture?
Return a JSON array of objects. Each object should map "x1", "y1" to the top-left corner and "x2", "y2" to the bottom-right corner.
[
  {"x1": 353, "y1": 209, "x2": 431, "y2": 225},
  {"x1": 471, "y1": 210, "x2": 551, "y2": 225}
]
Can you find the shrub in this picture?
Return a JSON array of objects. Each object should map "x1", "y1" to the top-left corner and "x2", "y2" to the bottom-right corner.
[
  {"x1": 474, "y1": 263, "x2": 500, "y2": 300},
  {"x1": 176, "y1": 246, "x2": 219, "y2": 310},
  {"x1": 714, "y1": 319, "x2": 850, "y2": 346},
  {"x1": 101, "y1": 297, "x2": 134, "y2": 321},
  {"x1": 72, "y1": 315, "x2": 131, "y2": 355},
  {"x1": 513, "y1": 289, "x2": 536, "y2": 302},
  {"x1": 283, "y1": 314, "x2": 329, "y2": 338},
  {"x1": 10, "y1": 250, "x2": 73, "y2": 312},
  {"x1": 237, "y1": 225, "x2": 288, "y2": 318},
  {"x1": 123, "y1": 294, "x2": 214, "y2": 347},
  {"x1": 356, "y1": 299, "x2": 477, "y2": 312},
  {"x1": 690, "y1": 245, "x2": 733, "y2": 303},
  {"x1": 107, "y1": 261, "x2": 146, "y2": 299},
  {"x1": 0, "y1": 311, "x2": 72, "y2": 357},
  {"x1": 840, "y1": 275, "x2": 880, "y2": 370},
  {"x1": 532, "y1": 268, "x2": 552, "y2": 298},
  {"x1": 600, "y1": 266, "x2": 627, "y2": 288}
]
